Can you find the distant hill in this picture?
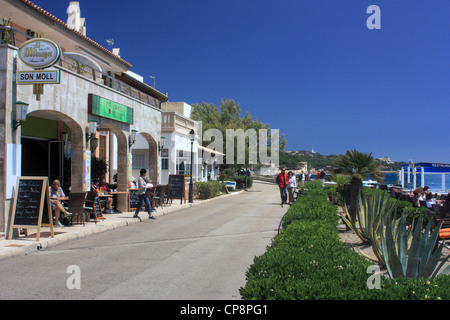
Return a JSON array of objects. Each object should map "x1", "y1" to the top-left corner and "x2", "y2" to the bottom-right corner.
[{"x1": 279, "y1": 150, "x2": 405, "y2": 172}]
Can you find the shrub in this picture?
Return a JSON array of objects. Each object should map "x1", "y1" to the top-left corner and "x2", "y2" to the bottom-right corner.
[
  {"x1": 219, "y1": 174, "x2": 253, "y2": 189},
  {"x1": 232, "y1": 176, "x2": 253, "y2": 189},
  {"x1": 194, "y1": 181, "x2": 224, "y2": 199},
  {"x1": 240, "y1": 181, "x2": 450, "y2": 300}
]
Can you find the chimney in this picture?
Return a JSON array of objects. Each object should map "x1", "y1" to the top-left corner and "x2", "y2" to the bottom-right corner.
[
  {"x1": 112, "y1": 48, "x2": 120, "y2": 57},
  {"x1": 67, "y1": 1, "x2": 86, "y2": 36}
]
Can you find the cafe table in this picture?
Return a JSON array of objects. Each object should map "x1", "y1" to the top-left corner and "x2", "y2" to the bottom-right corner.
[{"x1": 109, "y1": 191, "x2": 129, "y2": 213}]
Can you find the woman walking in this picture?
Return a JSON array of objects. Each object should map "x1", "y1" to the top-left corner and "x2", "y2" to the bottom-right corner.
[
  {"x1": 287, "y1": 171, "x2": 297, "y2": 205},
  {"x1": 133, "y1": 169, "x2": 156, "y2": 220}
]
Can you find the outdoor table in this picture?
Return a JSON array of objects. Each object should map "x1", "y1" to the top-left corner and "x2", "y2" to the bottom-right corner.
[
  {"x1": 50, "y1": 196, "x2": 69, "y2": 207},
  {"x1": 109, "y1": 191, "x2": 128, "y2": 213},
  {"x1": 51, "y1": 196, "x2": 69, "y2": 201},
  {"x1": 98, "y1": 194, "x2": 112, "y2": 213}
]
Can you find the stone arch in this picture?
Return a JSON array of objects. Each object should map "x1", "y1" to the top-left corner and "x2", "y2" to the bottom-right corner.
[
  {"x1": 95, "y1": 123, "x2": 128, "y2": 190},
  {"x1": 133, "y1": 132, "x2": 159, "y2": 184},
  {"x1": 25, "y1": 109, "x2": 84, "y2": 192}
]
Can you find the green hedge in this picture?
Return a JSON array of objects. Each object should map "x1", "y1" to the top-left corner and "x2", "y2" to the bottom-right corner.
[
  {"x1": 232, "y1": 176, "x2": 253, "y2": 189},
  {"x1": 240, "y1": 181, "x2": 450, "y2": 300},
  {"x1": 194, "y1": 181, "x2": 225, "y2": 199},
  {"x1": 220, "y1": 175, "x2": 253, "y2": 189}
]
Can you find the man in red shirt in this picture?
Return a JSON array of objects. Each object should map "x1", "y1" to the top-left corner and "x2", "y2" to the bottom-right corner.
[{"x1": 276, "y1": 168, "x2": 289, "y2": 207}]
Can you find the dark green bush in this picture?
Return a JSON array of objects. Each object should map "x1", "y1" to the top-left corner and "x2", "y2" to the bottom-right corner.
[
  {"x1": 240, "y1": 181, "x2": 450, "y2": 300},
  {"x1": 232, "y1": 176, "x2": 253, "y2": 189},
  {"x1": 220, "y1": 175, "x2": 253, "y2": 189},
  {"x1": 194, "y1": 181, "x2": 224, "y2": 199}
]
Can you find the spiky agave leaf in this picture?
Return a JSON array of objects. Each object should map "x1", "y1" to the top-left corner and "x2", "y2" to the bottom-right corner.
[{"x1": 381, "y1": 213, "x2": 449, "y2": 279}]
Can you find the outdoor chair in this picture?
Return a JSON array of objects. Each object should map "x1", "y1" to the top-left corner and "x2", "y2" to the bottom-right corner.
[
  {"x1": 153, "y1": 185, "x2": 166, "y2": 208},
  {"x1": 427, "y1": 207, "x2": 450, "y2": 247},
  {"x1": 66, "y1": 192, "x2": 87, "y2": 226},
  {"x1": 432, "y1": 204, "x2": 443, "y2": 215},
  {"x1": 84, "y1": 191, "x2": 99, "y2": 222},
  {"x1": 427, "y1": 210, "x2": 450, "y2": 243},
  {"x1": 164, "y1": 184, "x2": 172, "y2": 206}
]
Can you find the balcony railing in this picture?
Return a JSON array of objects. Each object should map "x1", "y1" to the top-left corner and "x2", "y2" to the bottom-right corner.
[{"x1": 1, "y1": 26, "x2": 159, "y2": 108}]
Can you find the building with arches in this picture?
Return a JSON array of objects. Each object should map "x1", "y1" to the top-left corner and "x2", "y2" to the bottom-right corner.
[{"x1": 0, "y1": 0, "x2": 168, "y2": 230}]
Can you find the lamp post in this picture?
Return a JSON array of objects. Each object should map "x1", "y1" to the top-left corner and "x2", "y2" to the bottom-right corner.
[
  {"x1": 129, "y1": 129, "x2": 138, "y2": 150},
  {"x1": 85, "y1": 119, "x2": 98, "y2": 150},
  {"x1": 13, "y1": 101, "x2": 29, "y2": 131},
  {"x1": 159, "y1": 136, "x2": 166, "y2": 152},
  {"x1": 189, "y1": 129, "x2": 194, "y2": 203}
]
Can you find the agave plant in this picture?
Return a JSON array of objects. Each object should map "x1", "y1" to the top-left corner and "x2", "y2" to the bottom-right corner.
[
  {"x1": 342, "y1": 189, "x2": 399, "y2": 264},
  {"x1": 381, "y1": 214, "x2": 450, "y2": 279},
  {"x1": 342, "y1": 189, "x2": 396, "y2": 244}
]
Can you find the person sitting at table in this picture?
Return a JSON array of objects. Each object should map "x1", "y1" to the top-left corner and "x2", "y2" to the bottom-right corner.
[
  {"x1": 91, "y1": 178, "x2": 100, "y2": 191},
  {"x1": 443, "y1": 193, "x2": 450, "y2": 216},
  {"x1": 425, "y1": 193, "x2": 436, "y2": 208},
  {"x1": 422, "y1": 186, "x2": 431, "y2": 198},
  {"x1": 99, "y1": 176, "x2": 113, "y2": 213},
  {"x1": 49, "y1": 179, "x2": 72, "y2": 227},
  {"x1": 411, "y1": 190, "x2": 422, "y2": 207}
]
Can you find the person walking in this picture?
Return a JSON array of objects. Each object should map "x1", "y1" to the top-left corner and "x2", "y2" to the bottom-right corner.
[
  {"x1": 276, "y1": 168, "x2": 289, "y2": 207},
  {"x1": 133, "y1": 169, "x2": 156, "y2": 220},
  {"x1": 287, "y1": 171, "x2": 297, "y2": 205}
]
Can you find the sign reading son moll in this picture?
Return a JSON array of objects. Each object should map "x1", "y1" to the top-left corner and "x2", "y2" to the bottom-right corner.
[
  {"x1": 18, "y1": 38, "x2": 62, "y2": 69},
  {"x1": 17, "y1": 70, "x2": 60, "y2": 84}
]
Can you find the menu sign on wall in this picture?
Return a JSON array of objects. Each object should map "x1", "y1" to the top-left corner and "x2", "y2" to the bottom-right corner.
[{"x1": 88, "y1": 94, "x2": 134, "y2": 124}]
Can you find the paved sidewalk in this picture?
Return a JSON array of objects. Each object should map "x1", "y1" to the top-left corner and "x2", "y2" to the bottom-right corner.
[{"x1": 0, "y1": 191, "x2": 243, "y2": 261}]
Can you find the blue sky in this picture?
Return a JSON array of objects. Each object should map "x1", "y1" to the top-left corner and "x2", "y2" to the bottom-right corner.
[{"x1": 31, "y1": 0, "x2": 450, "y2": 163}]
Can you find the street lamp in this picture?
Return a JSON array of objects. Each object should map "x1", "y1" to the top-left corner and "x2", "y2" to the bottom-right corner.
[
  {"x1": 189, "y1": 129, "x2": 195, "y2": 203},
  {"x1": 85, "y1": 119, "x2": 98, "y2": 149},
  {"x1": 159, "y1": 136, "x2": 166, "y2": 152},
  {"x1": 13, "y1": 101, "x2": 29, "y2": 131},
  {"x1": 129, "y1": 129, "x2": 138, "y2": 150}
]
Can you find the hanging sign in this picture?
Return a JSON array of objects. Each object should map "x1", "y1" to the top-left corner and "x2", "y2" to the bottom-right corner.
[
  {"x1": 18, "y1": 38, "x2": 62, "y2": 69},
  {"x1": 17, "y1": 70, "x2": 60, "y2": 84},
  {"x1": 88, "y1": 94, "x2": 134, "y2": 124}
]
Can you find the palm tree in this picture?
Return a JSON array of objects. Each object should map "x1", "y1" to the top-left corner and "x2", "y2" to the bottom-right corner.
[{"x1": 333, "y1": 150, "x2": 384, "y2": 224}]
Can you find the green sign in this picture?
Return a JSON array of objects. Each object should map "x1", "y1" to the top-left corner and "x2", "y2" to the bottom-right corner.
[{"x1": 88, "y1": 94, "x2": 133, "y2": 124}]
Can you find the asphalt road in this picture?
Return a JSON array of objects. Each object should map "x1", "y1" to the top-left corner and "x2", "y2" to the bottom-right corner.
[{"x1": 0, "y1": 180, "x2": 285, "y2": 300}]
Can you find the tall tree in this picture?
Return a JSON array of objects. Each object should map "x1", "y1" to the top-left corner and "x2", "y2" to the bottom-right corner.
[
  {"x1": 332, "y1": 150, "x2": 384, "y2": 224},
  {"x1": 191, "y1": 98, "x2": 283, "y2": 170}
]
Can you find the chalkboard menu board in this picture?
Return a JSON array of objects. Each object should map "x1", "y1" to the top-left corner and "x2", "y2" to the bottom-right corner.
[
  {"x1": 93, "y1": 194, "x2": 102, "y2": 219},
  {"x1": 8, "y1": 177, "x2": 54, "y2": 241},
  {"x1": 128, "y1": 189, "x2": 139, "y2": 211},
  {"x1": 168, "y1": 175, "x2": 186, "y2": 204},
  {"x1": 128, "y1": 189, "x2": 152, "y2": 211}
]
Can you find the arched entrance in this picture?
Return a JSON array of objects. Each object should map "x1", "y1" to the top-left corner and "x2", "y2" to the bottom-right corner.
[
  {"x1": 130, "y1": 132, "x2": 159, "y2": 184},
  {"x1": 95, "y1": 123, "x2": 128, "y2": 188},
  {"x1": 20, "y1": 109, "x2": 84, "y2": 192}
]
